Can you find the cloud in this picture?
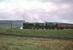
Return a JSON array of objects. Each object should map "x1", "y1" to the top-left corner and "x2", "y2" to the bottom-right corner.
[
  {"x1": 0, "y1": 0, "x2": 5, "y2": 2},
  {"x1": 40, "y1": 0, "x2": 73, "y2": 3},
  {"x1": 0, "y1": 0, "x2": 73, "y2": 23},
  {"x1": 0, "y1": 11, "x2": 23, "y2": 20}
]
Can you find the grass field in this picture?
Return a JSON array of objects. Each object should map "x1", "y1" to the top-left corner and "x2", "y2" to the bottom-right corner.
[
  {"x1": 0, "y1": 35, "x2": 73, "y2": 50},
  {"x1": 0, "y1": 29, "x2": 73, "y2": 39},
  {"x1": 0, "y1": 29, "x2": 73, "y2": 50}
]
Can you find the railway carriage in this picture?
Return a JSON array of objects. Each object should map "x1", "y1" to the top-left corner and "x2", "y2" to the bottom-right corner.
[
  {"x1": 56, "y1": 23, "x2": 73, "y2": 29},
  {"x1": 23, "y1": 22, "x2": 73, "y2": 29}
]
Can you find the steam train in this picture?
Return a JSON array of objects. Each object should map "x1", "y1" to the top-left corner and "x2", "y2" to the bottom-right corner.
[{"x1": 23, "y1": 22, "x2": 73, "y2": 29}]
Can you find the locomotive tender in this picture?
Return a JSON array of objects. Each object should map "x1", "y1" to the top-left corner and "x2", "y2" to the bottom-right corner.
[{"x1": 23, "y1": 22, "x2": 73, "y2": 29}]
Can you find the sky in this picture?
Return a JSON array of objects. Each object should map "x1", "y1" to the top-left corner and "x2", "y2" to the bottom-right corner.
[{"x1": 0, "y1": 0, "x2": 73, "y2": 23}]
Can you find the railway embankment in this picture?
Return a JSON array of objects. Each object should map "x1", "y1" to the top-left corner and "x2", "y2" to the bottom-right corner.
[{"x1": 0, "y1": 29, "x2": 73, "y2": 40}]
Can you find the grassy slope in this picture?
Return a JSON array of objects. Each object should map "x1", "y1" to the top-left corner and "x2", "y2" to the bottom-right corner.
[{"x1": 0, "y1": 29, "x2": 73, "y2": 39}]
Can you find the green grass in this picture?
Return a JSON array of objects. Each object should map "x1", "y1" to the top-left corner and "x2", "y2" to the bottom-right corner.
[
  {"x1": 0, "y1": 28, "x2": 73, "y2": 39},
  {"x1": 0, "y1": 35, "x2": 73, "y2": 50},
  {"x1": 0, "y1": 29, "x2": 73, "y2": 50}
]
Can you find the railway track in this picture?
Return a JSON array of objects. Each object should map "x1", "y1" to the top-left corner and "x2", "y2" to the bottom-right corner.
[{"x1": 0, "y1": 33, "x2": 73, "y2": 40}]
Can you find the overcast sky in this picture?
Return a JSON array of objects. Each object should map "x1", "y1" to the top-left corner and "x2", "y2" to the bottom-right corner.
[{"x1": 0, "y1": 0, "x2": 73, "y2": 23}]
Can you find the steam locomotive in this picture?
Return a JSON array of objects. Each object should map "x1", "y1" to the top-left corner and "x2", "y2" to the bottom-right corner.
[{"x1": 23, "y1": 22, "x2": 73, "y2": 29}]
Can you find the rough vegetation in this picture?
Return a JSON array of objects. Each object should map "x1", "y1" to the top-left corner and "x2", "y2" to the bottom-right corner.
[{"x1": 0, "y1": 35, "x2": 73, "y2": 50}]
